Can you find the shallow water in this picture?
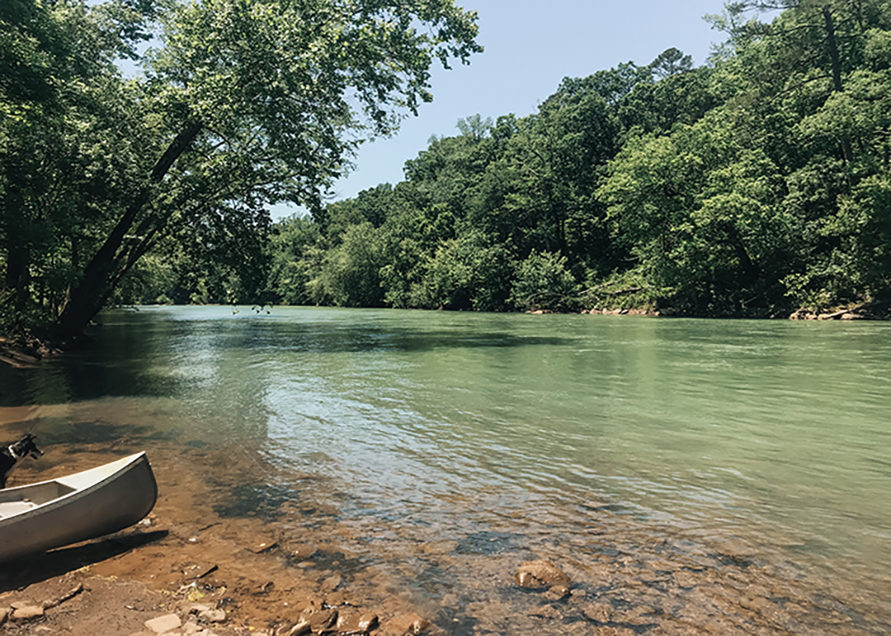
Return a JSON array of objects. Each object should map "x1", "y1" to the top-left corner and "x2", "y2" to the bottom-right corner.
[{"x1": 2, "y1": 306, "x2": 890, "y2": 633}]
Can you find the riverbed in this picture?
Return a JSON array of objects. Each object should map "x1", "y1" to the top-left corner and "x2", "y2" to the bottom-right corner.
[{"x1": 1, "y1": 306, "x2": 889, "y2": 633}]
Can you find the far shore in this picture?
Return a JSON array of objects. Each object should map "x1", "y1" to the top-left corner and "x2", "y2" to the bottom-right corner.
[{"x1": 2, "y1": 300, "x2": 886, "y2": 372}]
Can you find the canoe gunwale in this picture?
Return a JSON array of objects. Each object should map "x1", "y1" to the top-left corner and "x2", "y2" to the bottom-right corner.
[{"x1": 0, "y1": 452, "x2": 158, "y2": 562}]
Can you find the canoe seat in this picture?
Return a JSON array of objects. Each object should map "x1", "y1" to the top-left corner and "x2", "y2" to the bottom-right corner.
[{"x1": 0, "y1": 499, "x2": 38, "y2": 519}]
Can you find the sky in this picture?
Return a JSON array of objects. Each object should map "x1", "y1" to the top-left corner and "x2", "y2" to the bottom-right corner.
[{"x1": 278, "y1": 0, "x2": 734, "y2": 217}]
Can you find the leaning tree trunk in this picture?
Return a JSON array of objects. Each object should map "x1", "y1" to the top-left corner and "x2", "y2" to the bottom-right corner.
[{"x1": 54, "y1": 122, "x2": 202, "y2": 340}]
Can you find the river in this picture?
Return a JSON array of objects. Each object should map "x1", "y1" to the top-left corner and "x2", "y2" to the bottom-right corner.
[{"x1": 2, "y1": 306, "x2": 889, "y2": 633}]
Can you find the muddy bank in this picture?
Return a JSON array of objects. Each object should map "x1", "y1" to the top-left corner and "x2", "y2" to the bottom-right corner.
[{"x1": 1, "y1": 419, "x2": 889, "y2": 634}]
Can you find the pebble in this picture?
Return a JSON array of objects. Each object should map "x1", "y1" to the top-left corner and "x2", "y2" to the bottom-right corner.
[
  {"x1": 325, "y1": 590, "x2": 346, "y2": 606},
  {"x1": 198, "y1": 608, "x2": 226, "y2": 623},
  {"x1": 358, "y1": 612, "x2": 379, "y2": 632},
  {"x1": 12, "y1": 605, "x2": 45, "y2": 621},
  {"x1": 583, "y1": 602, "x2": 613, "y2": 623},
  {"x1": 334, "y1": 610, "x2": 379, "y2": 634},
  {"x1": 145, "y1": 613, "x2": 182, "y2": 634},
  {"x1": 383, "y1": 612, "x2": 429, "y2": 635},
  {"x1": 285, "y1": 620, "x2": 310, "y2": 636},
  {"x1": 515, "y1": 560, "x2": 572, "y2": 589},
  {"x1": 308, "y1": 607, "x2": 337, "y2": 632},
  {"x1": 321, "y1": 573, "x2": 342, "y2": 592}
]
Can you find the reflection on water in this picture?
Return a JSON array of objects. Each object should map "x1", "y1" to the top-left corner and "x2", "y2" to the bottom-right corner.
[{"x1": 2, "y1": 305, "x2": 890, "y2": 632}]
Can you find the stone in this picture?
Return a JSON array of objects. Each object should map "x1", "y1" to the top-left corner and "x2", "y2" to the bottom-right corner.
[
  {"x1": 290, "y1": 544, "x2": 318, "y2": 561},
  {"x1": 543, "y1": 585, "x2": 569, "y2": 601},
  {"x1": 583, "y1": 603, "x2": 612, "y2": 624},
  {"x1": 335, "y1": 610, "x2": 379, "y2": 634},
  {"x1": 357, "y1": 613, "x2": 379, "y2": 632},
  {"x1": 252, "y1": 540, "x2": 279, "y2": 554},
  {"x1": 145, "y1": 613, "x2": 183, "y2": 634},
  {"x1": 307, "y1": 607, "x2": 337, "y2": 632},
  {"x1": 325, "y1": 590, "x2": 346, "y2": 606},
  {"x1": 187, "y1": 603, "x2": 212, "y2": 615},
  {"x1": 383, "y1": 612, "x2": 429, "y2": 635},
  {"x1": 285, "y1": 620, "x2": 311, "y2": 635},
  {"x1": 515, "y1": 560, "x2": 572, "y2": 589},
  {"x1": 198, "y1": 608, "x2": 226, "y2": 623},
  {"x1": 10, "y1": 601, "x2": 32, "y2": 610},
  {"x1": 529, "y1": 604, "x2": 561, "y2": 620},
  {"x1": 12, "y1": 605, "x2": 45, "y2": 621},
  {"x1": 0, "y1": 607, "x2": 8, "y2": 626},
  {"x1": 182, "y1": 619, "x2": 203, "y2": 634},
  {"x1": 320, "y1": 573, "x2": 342, "y2": 593}
]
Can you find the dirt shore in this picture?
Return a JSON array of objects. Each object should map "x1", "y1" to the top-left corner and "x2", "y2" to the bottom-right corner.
[{"x1": 0, "y1": 440, "x2": 436, "y2": 636}]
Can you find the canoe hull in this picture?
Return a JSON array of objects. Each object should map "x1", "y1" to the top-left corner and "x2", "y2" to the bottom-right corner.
[{"x1": 0, "y1": 452, "x2": 158, "y2": 563}]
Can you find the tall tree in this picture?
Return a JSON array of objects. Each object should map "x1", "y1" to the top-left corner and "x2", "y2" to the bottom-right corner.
[{"x1": 2, "y1": 0, "x2": 481, "y2": 339}]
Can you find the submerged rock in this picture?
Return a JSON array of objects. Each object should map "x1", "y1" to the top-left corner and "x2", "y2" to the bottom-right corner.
[
  {"x1": 544, "y1": 585, "x2": 570, "y2": 601},
  {"x1": 515, "y1": 560, "x2": 572, "y2": 589},
  {"x1": 382, "y1": 612, "x2": 430, "y2": 635}
]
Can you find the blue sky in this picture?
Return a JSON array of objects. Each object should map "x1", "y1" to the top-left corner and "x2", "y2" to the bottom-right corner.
[{"x1": 290, "y1": 0, "x2": 732, "y2": 216}]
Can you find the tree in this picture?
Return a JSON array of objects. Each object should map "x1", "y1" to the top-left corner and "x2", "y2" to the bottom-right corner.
[
  {"x1": 649, "y1": 47, "x2": 693, "y2": 79},
  {"x1": 2, "y1": 0, "x2": 481, "y2": 339}
]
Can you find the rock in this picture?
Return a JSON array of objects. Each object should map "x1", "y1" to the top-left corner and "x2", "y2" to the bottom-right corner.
[
  {"x1": 583, "y1": 603, "x2": 612, "y2": 624},
  {"x1": 0, "y1": 607, "x2": 8, "y2": 626},
  {"x1": 543, "y1": 585, "x2": 569, "y2": 601},
  {"x1": 325, "y1": 590, "x2": 346, "y2": 606},
  {"x1": 12, "y1": 605, "x2": 45, "y2": 621},
  {"x1": 307, "y1": 607, "x2": 337, "y2": 632},
  {"x1": 198, "y1": 608, "x2": 226, "y2": 623},
  {"x1": 285, "y1": 620, "x2": 311, "y2": 635},
  {"x1": 320, "y1": 573, "x2": 342, "y2": 593},
  {"x1": 515, "y1": 560, "x2": 572, "y2": 589},
  {"x1": 145, "y1": 613, "x2": 183, "y2": 634},
  {"x1": 382, "y1": 612, "x2": 429, "y2": 635},
  {"x1": 182, "y1": 619, "x2": 202, "y2": 634},
  {"x1": 335, "y1": 610, "x2": 379, "y2": 634},
  {"x1": 187, "y1": 603, "x2": 212, "y2": 615},
  {"x1": 570, "y1": 588, "x2": 586, "y2": 598},
  {"x1": 10, "y1": 601, "x2": 33, "y2": 610},
  {"x1": 357, "y1": 613, "x2": 379, "y2": 632},
  {"x1": 529, "y1": 604, "x2": 561, "y2": 619},
  {"x1": 290, "y1": 544, "x2": 318, "y2": 561},
  {"x1": 252, "y1": 540, "x2": 279, "y2": 553}
]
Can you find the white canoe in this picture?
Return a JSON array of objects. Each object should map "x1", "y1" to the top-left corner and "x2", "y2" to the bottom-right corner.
[{"x1": 0, "y1": 452, "x2": 158, "y2": 562}]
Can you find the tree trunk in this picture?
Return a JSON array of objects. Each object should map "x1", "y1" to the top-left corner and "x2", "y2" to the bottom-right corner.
[
  {"x1": 54, "y1": 121, "x2": 202, "y2": 339},
  {"x1": 822, "y1": 7, "x2": 854, "y2": 165},
  {"x1": 2, "y1": 189, "x2": 30, "y2": 315}
]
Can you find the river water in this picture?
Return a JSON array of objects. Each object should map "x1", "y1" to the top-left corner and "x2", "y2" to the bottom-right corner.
[{"x1": 2, "y1": 306, "x2": 890, "y2": 633}]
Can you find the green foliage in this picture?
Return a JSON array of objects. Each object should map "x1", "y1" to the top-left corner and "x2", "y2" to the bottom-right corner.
[
  {"x1": 509, "y1": 251, "x2": 578, "y2": 312},
  {"x1": 262, "y1": 0, "x2": 891, "y2": 318},
  {"x1": 1, "y1": 0, "x2": 482, "y2": 338},
  {"x1": 6, "y1": 0, "x2": 891, "y2": 326}
]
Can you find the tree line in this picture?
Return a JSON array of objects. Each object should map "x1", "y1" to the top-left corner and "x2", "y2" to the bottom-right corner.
[{"x1": 3, "y1": 1, "x2": 891, "y2": 341}]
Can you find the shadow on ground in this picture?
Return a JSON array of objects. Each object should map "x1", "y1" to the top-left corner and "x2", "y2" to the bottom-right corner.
[{"x1": 0, "y1": 530, "x2": 168, "y2": 592}]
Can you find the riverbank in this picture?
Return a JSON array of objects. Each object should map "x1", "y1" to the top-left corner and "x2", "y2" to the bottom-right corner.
[
  {"x1": 0, "y1": 337, "x2": 58, "y2": 370},
  {"x1": 0, "y1": 432, "x2": 441, "y2": 636}
]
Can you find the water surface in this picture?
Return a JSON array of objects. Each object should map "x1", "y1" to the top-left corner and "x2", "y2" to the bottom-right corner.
[{"x1": 2, "y1": 306, "x2": 889, "y2": 632}]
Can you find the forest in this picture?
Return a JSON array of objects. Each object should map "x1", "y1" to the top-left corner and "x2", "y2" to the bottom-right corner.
[{"x1": 3, "y1": 0, "x2": 891, "y2": 343}]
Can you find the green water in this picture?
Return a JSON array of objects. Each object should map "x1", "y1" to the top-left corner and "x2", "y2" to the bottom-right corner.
[{"x1": 2, "y1": 306, "x2": 890, "y2": 631}]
